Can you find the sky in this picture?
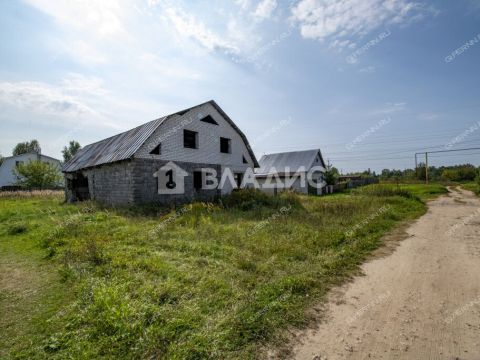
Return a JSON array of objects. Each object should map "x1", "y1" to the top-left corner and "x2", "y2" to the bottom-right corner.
[{"x1": 0, "y1": 0, "x2": 479, "y2": 173}]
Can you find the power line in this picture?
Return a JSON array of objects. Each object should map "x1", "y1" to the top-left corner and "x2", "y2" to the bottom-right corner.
[
  {"x1": 331, "y1": 151, "x2": 480, "y2": 162},
  {"x1": 415, "y1": 147, "x2": 480, "y2": 184}
]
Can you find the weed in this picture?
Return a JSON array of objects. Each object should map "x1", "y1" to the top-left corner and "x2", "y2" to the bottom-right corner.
[{"x1": 0, "y1": 184, "x2": 445, "y2": 359}]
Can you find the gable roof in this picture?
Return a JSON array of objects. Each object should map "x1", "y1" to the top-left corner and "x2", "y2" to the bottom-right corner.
[
  {"x1": 1, "y1": 152, "x2": 61, "y2": 163},
  {"x1": 255, "y1": 149, "x2": 326, "y2": 176},
  {"x1": 62, "y1": 100, "x2": 259, "y2": 172}
]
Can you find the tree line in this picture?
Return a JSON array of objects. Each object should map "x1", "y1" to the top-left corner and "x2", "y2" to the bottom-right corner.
[{"x1": 380, "y1": 164, "x2": 480, "y2": 183}]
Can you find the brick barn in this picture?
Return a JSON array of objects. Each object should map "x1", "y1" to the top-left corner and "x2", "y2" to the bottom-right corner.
[{"x1": 62, "y1": 100, "x2": 258, "y2": 205}]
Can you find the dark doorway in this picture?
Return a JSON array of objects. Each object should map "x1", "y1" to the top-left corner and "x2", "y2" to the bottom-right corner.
[
  {"x1": 73, "y1": 174, "x2": 90, "y2": 201},
  {"x1": 193, "y1": 171, "x2": 202, "y2": 191}
]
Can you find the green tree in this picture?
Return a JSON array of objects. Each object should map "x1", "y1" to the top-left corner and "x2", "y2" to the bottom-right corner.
[
  {"x1": 441, "y1": 165, "x2": 477, "y2": 182},
  {"x1": 324, "y1": 162, "x2": 339, "y2": 185},
  {"x1": 12, "y1": 139, "x2": 41, "y2": 156},
  {"x1": 62, "y1": 140, "x2": 82, "y2": 162},
  {"x1": 13, "y1": 160, "x2": 62, "y2": 189}
]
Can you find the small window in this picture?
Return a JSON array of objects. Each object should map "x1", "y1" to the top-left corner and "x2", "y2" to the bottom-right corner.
[
  {"x1": 242, "y1": 155, "x2": 248, "y2": 164},
  {"x1": 15, "y1": 161, "x2": 23, "y2": 167},
  {"x1": 200, "y1": 115, "x2": 218, "y2": 125},
  {"x1": 184, "y1": 130, "x2": 198, "y2": 149},
  {"x1": 150, "y1": 144, "x2": 161, "y2": 155},
  {"x1": 193, "y1": 171, "x2": 202, "y2": 190},
  {"x1": 220, "y1": 137, "x2": 231, "y2": 153}
]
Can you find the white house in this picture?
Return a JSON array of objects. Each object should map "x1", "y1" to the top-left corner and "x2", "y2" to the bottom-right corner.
[
  {"x1": 0, "y1": 152, "x2": 62, "y2": 189},
  {"x1": 255, "y1": 149, "x2": 326, "y2": 195},
  {"x1": 62, "y1": 100, "x2": 259, "y2": 205}
]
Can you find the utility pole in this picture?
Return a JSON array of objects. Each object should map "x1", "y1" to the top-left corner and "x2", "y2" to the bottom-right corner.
[
  {"x1": 414, "y1": 147, "x2": 480, "y2": 184},
  {"x1": 425, "y1": 152, "x2": 429, "y2": 185}
]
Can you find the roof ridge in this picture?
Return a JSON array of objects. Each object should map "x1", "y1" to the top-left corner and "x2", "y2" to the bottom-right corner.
[
  {"x1": 261, "y1": 149, "x2": 320, "y2": 157},
  {"x1": 1, "y1": 152, "x2": 60, "y2": 161},
  {"x1": 78, "y1": 100, "x2": 215, "y2": 150},
  {"x1": 62, "y1": 100, "x2": 259, "y2": 172}
]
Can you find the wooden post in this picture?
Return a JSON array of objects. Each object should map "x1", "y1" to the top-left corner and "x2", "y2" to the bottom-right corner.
[
  {"x1": 425, "y1": 152, "x2": 429, "y2": 185},
  {"x1": 415, "y1": 153, "x2": 418, "y2": 179}
]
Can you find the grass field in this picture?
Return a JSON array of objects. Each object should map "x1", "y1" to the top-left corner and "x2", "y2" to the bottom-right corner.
[
  {"x1": 0, "y1": 184, "x2": 446, "y2": 359},
  {"x1": 461, "y1": 182, "x2": 480, "y2": 195}
]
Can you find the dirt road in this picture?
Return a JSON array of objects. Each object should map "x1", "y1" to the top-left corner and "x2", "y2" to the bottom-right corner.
[{"x1": 292, "y1": 188, "x2": 480, "y2": 360}]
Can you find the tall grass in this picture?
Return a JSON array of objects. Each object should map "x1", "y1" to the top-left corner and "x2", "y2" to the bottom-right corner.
[
  {"x1": 0, "y1": 186, "x2": 440, "y2": 359},
  {"x1": 353, "y1": 184, "x2": 415, "y2": 199},
  {"x1": 0, "y1": 190, "x2": 64, "y2": 198},
  {"x1": 462, "y1": 182, "x2": 480, "y2": 195},
  {"x1": 355, "y1": 183, "x2": 448, "y2": 200}
]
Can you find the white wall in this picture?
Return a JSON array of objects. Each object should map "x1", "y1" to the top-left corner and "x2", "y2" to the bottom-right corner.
[
  {"x1": 0, "y1": 153, "x2": 61, "y2": 187},
  {"x1": 255, "y1": 171, "x2": 325, "y2": 195},
  {"x1": 136, "y1": 102, "x2": 255, "y2": 194},
  {"x1": 256, "y1": 176, "x2": 308, "y2": 195}
]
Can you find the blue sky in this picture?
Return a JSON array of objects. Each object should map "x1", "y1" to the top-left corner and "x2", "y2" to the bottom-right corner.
[{"x1": 1, "y1": 0, "x2": 479, "y2": 173}]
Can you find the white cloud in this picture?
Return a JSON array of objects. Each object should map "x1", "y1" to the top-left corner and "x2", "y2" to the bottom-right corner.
[
  {"x1": 61, "y1": 73, "x2": 108, "y2": 96},
  {"x1": 253, "y1": 0, "x2": 278, "y2": 19},
  {"x1": 370, "y1": 102, "x2": 406, "y2": 115},
  {"x1": 330, "y1": 38, "x2": 356, "y2": 49},
  {"x1": 139, "y1": 53, "x2": 202, "y2": 80},
  {"x1": 291, "y1": 0, "x2": 432, "y2": 44},
  {"x1": 24, "y1": 0, "x2": 131, "y2": 66},
  {"x1": 418, "y1": 112, "x2": 439, "y2": 121},
  {"x1": 164, "y1": 7, "x2": 240, "y2": 55},
  {"x1": 62, "y1": 40, "x2": 109, "y2": 65},
  {"x1": 0, "y1": 81, "x2": 98, "y2": 118},
  {"x1": 359, "y1": 65, "x2": 376, "y2": 73},
  {"x1": 0, "y1": 76, "x2": 157, "y2": 133},
  {"x1": 24, "y1": 0, "x2": 125, "y2": 37},
  {"x1": 236, "y1": 0, "x2": 252, "y2": 10}
]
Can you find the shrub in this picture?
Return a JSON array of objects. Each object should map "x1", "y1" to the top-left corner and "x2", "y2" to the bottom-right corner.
[
  {"x1": 222, "y1": 189, "x2": 301, "y2": 211},
  {"x1": 353, "y1": 184, "x2": 415, "y2": 199},
  {"x1": 13, "y1": 160, "x2": 63, "y2": 189}
]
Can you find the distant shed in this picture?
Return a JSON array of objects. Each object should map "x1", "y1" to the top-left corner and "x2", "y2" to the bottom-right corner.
[
  {"x1": 254, "y1": 149, "x2": 326, "y2": 195},
  {"x1": 0, "y1": 152, "x2": 62, "y2": 189}
]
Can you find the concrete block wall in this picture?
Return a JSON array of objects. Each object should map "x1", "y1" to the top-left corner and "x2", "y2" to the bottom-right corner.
[
  {"x1": 65, "y1": 159, "x2": 222, "y2": 206},
  {"x1": 131, "y1": 158, "x2": 221, "y2": 205},
  {"x1": 83, "y1": 161, "x2": 136, "y2": 205}
]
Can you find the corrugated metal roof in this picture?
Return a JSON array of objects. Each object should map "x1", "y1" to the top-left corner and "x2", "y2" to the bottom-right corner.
[
  {"x1": 255, "y1": 149, "x2": 325, "y2": 176},
  {"x1": 62, "y1": 117, "x2": 166, "y2": 172},
  {"x1": 62, "y1": 100, "x2": 259, "y2": 172}
]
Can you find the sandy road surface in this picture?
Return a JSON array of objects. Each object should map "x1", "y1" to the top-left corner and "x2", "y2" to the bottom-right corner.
[{"x1": 292, "y1": 188, "x2": 480, "y2": 360}]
